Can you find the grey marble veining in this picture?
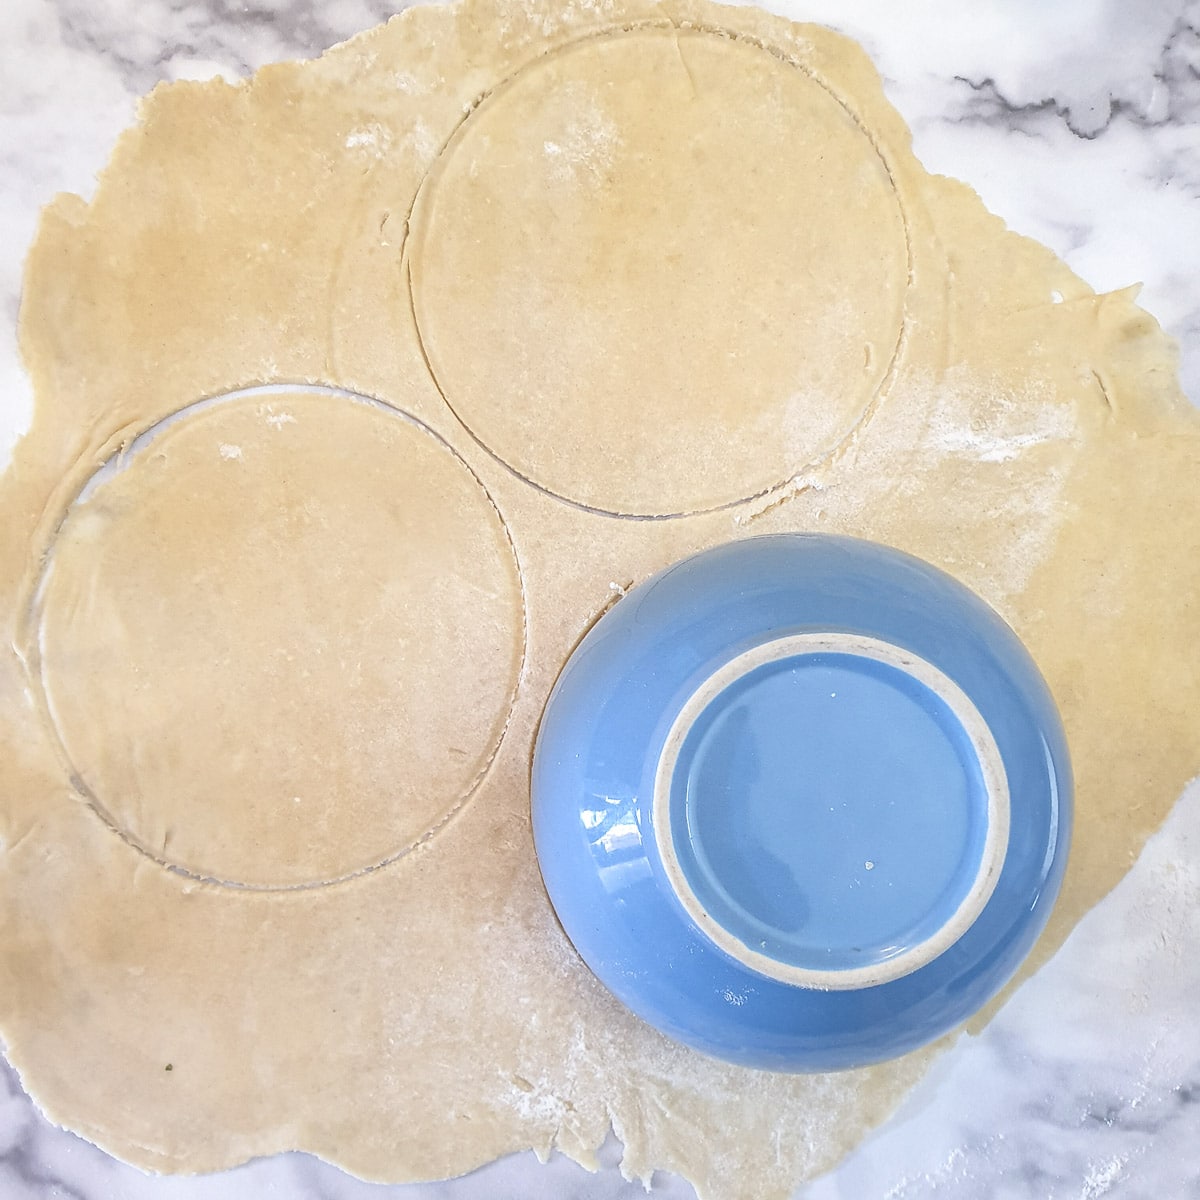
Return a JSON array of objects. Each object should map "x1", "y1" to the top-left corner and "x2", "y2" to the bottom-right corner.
[
  {"x1": 46, "y1": 0, "x2": 393, "y2": 91},
  {"x1": 944, "y1": 2, "x2": 1192, "y2": 137},
  {"x1": 819, "y1": 0, "x2": 1200, "y2": 406},
  {"x1": 1, "y1": 0, "x2": 1199, "y2": 1196}
]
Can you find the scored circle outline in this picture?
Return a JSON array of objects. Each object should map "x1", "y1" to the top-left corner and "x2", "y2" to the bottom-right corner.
[
  {"x1": 27, "y1": 385, "x2": 528, "y2": 893},
  {"x1": 405, "y1": 21, "x2": 915, "y2": 519}
]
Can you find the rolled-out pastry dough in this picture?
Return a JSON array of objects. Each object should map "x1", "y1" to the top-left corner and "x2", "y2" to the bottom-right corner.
[{"x1": 1, "y1": 1, "x2": 1197, "y2": 1196}]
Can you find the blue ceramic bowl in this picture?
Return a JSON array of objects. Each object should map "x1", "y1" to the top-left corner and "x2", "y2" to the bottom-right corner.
[{"x1": 531, "y1": 534, "x2": 1071, "y2": 1071}]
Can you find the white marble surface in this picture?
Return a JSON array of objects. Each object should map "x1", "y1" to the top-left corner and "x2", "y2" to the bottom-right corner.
[{"x1": 1, "y1": 0, "x2": 1198, "y2": 1196}]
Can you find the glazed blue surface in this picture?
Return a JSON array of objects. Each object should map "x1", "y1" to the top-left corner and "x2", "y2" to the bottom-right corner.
[
  {"x1": 671, "y1": 652, "x2": 988, "y2": 975},
  {"x1": 531, "y1": 534, "x2": 1072, "y2": 1071}
]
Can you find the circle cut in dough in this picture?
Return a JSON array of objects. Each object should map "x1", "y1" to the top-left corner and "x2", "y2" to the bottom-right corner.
[
  {"x1": 410, "y1": 26, "x2": 910, "y2": 516},
  {"x1": 36, "y1": 390, "x2": 525, "y2": 889}
]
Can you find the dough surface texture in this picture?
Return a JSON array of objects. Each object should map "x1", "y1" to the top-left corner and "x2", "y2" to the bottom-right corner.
[{"x1": 1, "y1": 1, "x2": 1197, "y2": 1196}]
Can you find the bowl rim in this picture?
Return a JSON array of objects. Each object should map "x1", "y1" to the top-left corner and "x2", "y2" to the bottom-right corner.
[{"x1": 650, "y1": 628, "x2": 1011, "y2": 991}]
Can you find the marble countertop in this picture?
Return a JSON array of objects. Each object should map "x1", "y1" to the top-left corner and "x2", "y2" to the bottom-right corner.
[{"x1": 1, "y1": 0, "x2": 1198, "y2": 1197}]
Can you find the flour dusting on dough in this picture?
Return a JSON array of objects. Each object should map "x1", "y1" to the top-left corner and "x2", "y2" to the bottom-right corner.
[
  {"x1": 345, "y1": 123, "x2": 394, "y2": 156},
  {"x1": 775, "y1": 367, "x2": 1085, "y2": 603},
  {"x1": 926, "y1": 371, "x2": 1078, "y2": 463},
  {"x1": 542, "y1": 82, "x2": 619, "y2": 185},
  {"x1": 261, "y1": 407, "x2": 296, "y2": 429}
]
